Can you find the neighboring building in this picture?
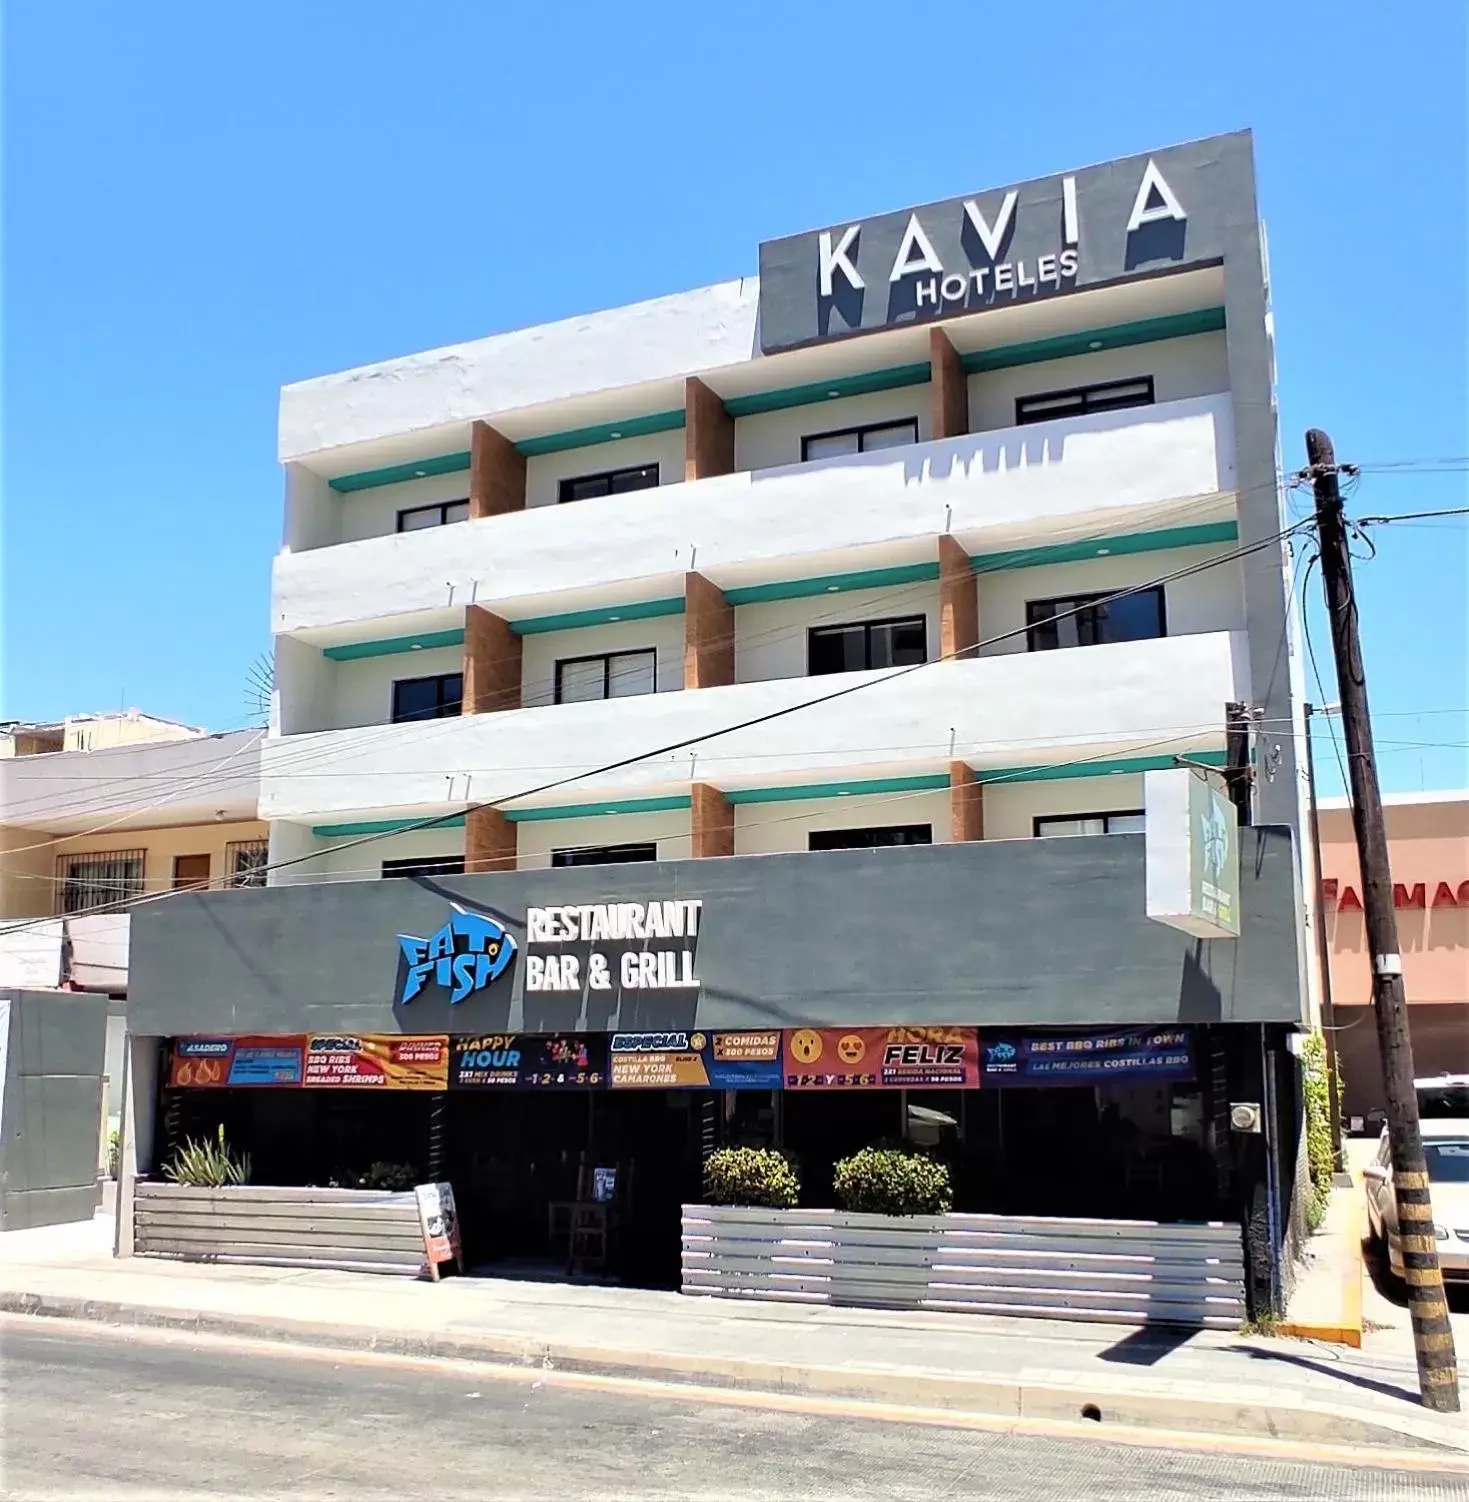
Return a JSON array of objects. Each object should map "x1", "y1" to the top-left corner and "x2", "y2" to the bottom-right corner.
[
  {"x1": 1319, "y1": 791, "x2": 1469, "y2": 1128},
  {"x1": 126, "y1": 132, "x2": 1316, "y2": 1308},
  {"x1": 0, "y1": 708, "x2": 205, "y2": 758}
]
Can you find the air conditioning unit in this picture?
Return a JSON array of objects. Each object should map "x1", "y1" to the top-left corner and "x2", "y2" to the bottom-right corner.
[{"x1": 1230, "y1": 1102, "x2": 1263, "y2": 1134}]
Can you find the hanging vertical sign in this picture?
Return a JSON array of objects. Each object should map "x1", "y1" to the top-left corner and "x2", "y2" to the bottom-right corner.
[{"x1": 1144, "y1": 767, "x2": 1241, "y2": 938}]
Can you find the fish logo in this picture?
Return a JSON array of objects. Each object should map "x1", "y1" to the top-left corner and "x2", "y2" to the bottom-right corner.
[
  {"x1": 397, "y1": 906, "x2": 517, "y2": 1005},
  {"x1": 1200, "y1": 790, "x2": 1231, "y2": 878}
]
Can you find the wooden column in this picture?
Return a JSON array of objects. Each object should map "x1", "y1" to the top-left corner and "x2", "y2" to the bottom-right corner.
[
  {"x1": 683, "y1": 572, "x2": 734, "y2": 688},
  {"x1": 930, "y1": 328, "x2": 968, "y2": 440},
  {"x1": 462, "y1": 605, "x2": 522, "y2": 714},
  {"x1": 465, "y1": 807, "x2": 517, "y2": 873},
  {"x1": 938, "y1": 535, "x2": 978, "y2": 662},
  {"x1": 469, "y1": 419, "x2": 526, "y2": 519},
  {"x1": 949, "y1": 762, "x2": 984, "y2": 842},
  {"x1": 684, "y1": 377, "x2": 735, "y2": 481},
  {"x1": 691, "y1": 783, "x2": 734, "y2": 858}
]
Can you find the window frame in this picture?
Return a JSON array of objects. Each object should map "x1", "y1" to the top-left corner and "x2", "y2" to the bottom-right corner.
[
  {"x1": 382, "y1": 856, "x2": 467, "y2": 879},
  {"x1": 390, "y1": 672, "x2": 464, "y2": 724},
  {"x1": 1032, "y1": 810, "x2": 1146, "y2": 838},
  {"x1": 56, "y1": 849, "x2": 146, "y2": 915},
  {"x1": 807, "y1": 614, "x2": 928, "y2": 676},
  {"x1": 550, "y1": 842, "x2": 658, "y2": 868},
  {"x1": 556, "y1": 462, "x2": 660, "y2": 505},
  {"x1": 553, "y1": 648, "x2": 658, "y2": 705},
  {"x1": 1014, "y1": 376, "x2": 1156, "y2": 427},
  {"x1": 396, "y1": 499, "x2": 470, "y2": 532},
  {"x1": 1024, "y1": 587, "x2": 1167, "y2": 652},
  {"x1": 224, "y1": 838, "x2": 269, "y2": 889},
  {"x1": 800, "y1": 417, "x2": 920, "y2": 463},
  {"x1": 808, "y1": 825, "x2": 933, "y2": 852}
]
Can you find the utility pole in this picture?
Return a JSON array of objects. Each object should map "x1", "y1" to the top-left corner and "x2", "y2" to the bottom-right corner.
[
  {"x1": 1303, "y1": 702, "x2": 1345, "y2": 1172},
  {"x1": 1308, "y1": 428, "x2": 1459, "y2": 1412}
]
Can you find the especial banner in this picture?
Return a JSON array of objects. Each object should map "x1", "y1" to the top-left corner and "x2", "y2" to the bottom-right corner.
[
  {"x1": 170, "y1": 1036, "x2": 306, "y2": 1088},
  {"x1": 609, "y1": 1031, "x2": 782, "y2": 1090},
  {"x1": 451, "y1": 1033, "x2": 607, "y2": 1089},
  {"x1": 302, "y1": 1034, "x2": 449, "y2": 1090},
  {"x1": 782, "y1": 1027, "x2": 980, "y2": 1090},
  {"x1": 979, "y1": 1028, "x2": 1194, "y2": 1087}
]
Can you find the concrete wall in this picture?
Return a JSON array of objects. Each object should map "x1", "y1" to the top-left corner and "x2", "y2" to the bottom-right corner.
[
  {"x1": 735, "y1": 585, "x2": 941, "y2": 684},
  {"x1": 338, "y1": 471, "x2": 470, "y2": 545},
  {"x1": 525, "y1": 431, "x2": 686, "y2": 511},
  {"x1": 330, "y1": 646, "x2": 465, "y2": 731},
  {"x1": 981, "y1": 775, "x2": 1147, "y2": 841},
  {"x1": 129, "y1": 828, "x2": 1304, "y2": 1037},
  {"x1": 733, "y1": 791, "x2": 951, "y2": 854},
  {"x1": 516, "y1": 809, "x2": 692, "y2": 869},
  {"x1": 520, "y1": 618, "x2": 686, "y2": 710},
  {"x1": 734, "y1": 388, "x2": 931, "y2": 474},
  {"x1": 0, "y1": 989, "x2": 108, "y2": 1229}
]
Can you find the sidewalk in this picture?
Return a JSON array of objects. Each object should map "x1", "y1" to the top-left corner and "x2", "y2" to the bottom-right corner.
[
  {"x1": 1280, "y1": 1184, "x2": 1365, "y2": 1346},
  {"x1": 3, "y1": 1210, "x2": 1467, "y2": 1458}
]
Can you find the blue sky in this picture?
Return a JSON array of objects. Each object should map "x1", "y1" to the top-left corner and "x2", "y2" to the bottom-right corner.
[{"x1": 3, "y1": 2, "x2": 1464, "y2": 795}]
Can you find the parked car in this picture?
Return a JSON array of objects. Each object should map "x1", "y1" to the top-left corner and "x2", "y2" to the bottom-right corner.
[
  {"x1": 1364, "y1": 1119, "x2": 1469, "y2": 1283},
  {"x1": 1417, "y1": 1073, "x2": 1469, "y2": 1119}
]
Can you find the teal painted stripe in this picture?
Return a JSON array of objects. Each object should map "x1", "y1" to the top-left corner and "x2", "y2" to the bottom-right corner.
[
  {"x1": 725, "y1": 773, "x2": 950, "y2": 806},
  {"x1": 329, "y1": 452, "x2": 470, "y2": 493},
  {"x1": 977, "y1": 750, "x2": 1227, "y2": 787},
  {"x1": 502, "y1": 795, "x2": 692, "y2": 823},
  {"x1": 723, "y1": 362, "x2": 931, "y2": 418},
  {"x1": 313, "y1": 815, "x2": 468, "y2": 838},
  {"x1": 511, "y1": 596, "x2": 685, "y2": 635},
  {"x1": 961, "y1": 308, "x2": 1226, "y2": 375},
  {"x1": 971, "y1": 521, "x2": 1238, "y2": 575},
  {"x1": 514, "y1": 409, "x2": 685, "y2": 457},
  {"x1": 323, "y1": 629, "x2": 465, "y2": 662},
  {"x1": 724, "y1": 561, "x2": 939, "y2": 607}
]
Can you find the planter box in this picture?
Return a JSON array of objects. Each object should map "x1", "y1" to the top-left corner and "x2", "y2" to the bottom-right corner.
[
  {"x1": 682, "y1": 1205, "x2": 1247, "y2": 1328},
  {"x1": 133, "y1": 1182, "x2": 428, "y2": 1277}
]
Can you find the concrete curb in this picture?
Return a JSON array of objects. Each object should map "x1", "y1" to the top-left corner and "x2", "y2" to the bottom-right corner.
[
  {"x1": 6, "y1": 1288, "x2": 1467, "y2": 1455},
  {"x1": 1280, "y1": 1198, "x2": 1366, "y2": 1349}
]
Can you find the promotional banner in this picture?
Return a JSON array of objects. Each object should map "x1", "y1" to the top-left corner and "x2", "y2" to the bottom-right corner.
[
  {"x1": 302, "y1": 1034, "x2": 449, "y2": 1090},
  {"x1": 979, "y1": 1028, "x2": 1194, "y2": 1087},
  {"x1": 170, "y1": 1036, "x2": 305, "y2": 1088},
  {"x1": 414, "y1": 1181, "x2": 462, "y2": 1280},
  {"x1": 609, "y1": 1030, "x2": 782, "y2": 1090},
  {"x1": 450, "y1": 1033, "x2": 607, "y2": 1089},
  {"x1": 782, "y1": 1027, "x2": 980, "y2": 1090}
]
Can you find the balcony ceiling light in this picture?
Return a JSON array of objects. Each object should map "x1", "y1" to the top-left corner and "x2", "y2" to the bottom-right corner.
[
  {"x1": 1088, "y1": 340, "x2": 1103, "y2": 350},
  {"x1": 609, "y1": 431, "x2": 623, "y2": 439},
  {"x1": 827, "y1": 390, "x2": 841, "y2": 398},
  {"x1": 826, "y1": 584, "x2": 840, "y2": 592},
  {"x1": 410, "y1": 643, "x2": 423, "y2": 649},
  {"x1": 608, "y1": 615, "x2": 621, "y2": 621},
  {"x1": 413, "y1": 469, "x2": 427, "y2": 477}
]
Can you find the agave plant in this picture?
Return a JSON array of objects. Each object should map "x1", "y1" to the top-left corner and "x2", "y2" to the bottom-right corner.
[{"x1": 162, "y1": 1124, "x2": 251, "y2": 1187}]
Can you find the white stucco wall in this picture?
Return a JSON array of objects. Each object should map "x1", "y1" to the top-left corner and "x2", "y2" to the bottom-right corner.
[
  {"x1": 520, "y1": 618, "x2": 686, "y2": 710},
  {"x1": 966, "y1": 332, "x2": 1230, "y2": 432},
  {"x1": 515, "y1": 809, "x2": 692, "y2": 869},
  {"x1": 734, "y1": 791, "x2": 950, "y2": 855},
  {"x1": 525, "y1": 430, "x2": 686, "y2": 511},
  {"x1": 328, "y1": 645, "x2": 465, "y2": 731},
  {"x1": 338, "y1": 472, "x2": 472, "y2": 546},
  {"x1": 980, "y1": 773, "x2": 1148, "y2": 841},
  {"x1": 734, "y1": 387, "x2": 932, "y2": 474},
  {"x1": 735, "y1": 585, "x2": 941, "y2": 684}
]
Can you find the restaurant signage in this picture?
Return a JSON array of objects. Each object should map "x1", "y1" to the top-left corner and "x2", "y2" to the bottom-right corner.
[
  {"x1": 608, "y1": 1030, "x2": 782, "y2": 1090},
  {"x1": 782, "y1": 1026, "x2": 980, "y2": 1090},
  {"x1": 524, "y1": 899, "x2": 702, "y2": 999},
  {"x1": 450, "y1": 1032, "x2": 607, "y2": 1088},
  {"x1": 397, "y1": 907, "x2": 516, "y2": 1006},
  {"x1": 301, "y1": 1034, "x2": 449, "y2": 1089},
  {"x1": 1145, "y1": 767, "x2": 1241, "y2": 940},
  {"x1": 980, "y1": 1028, "x2": 1194, "y2": 1087}
]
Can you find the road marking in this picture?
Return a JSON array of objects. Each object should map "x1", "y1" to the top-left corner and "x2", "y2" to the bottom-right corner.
[{"x1": 5, "y1": 1311, "x2": 1466, "y2": 1477}]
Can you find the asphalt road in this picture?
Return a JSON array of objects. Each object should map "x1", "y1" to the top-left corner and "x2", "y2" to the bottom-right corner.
[{"x1": 2, "y1": 1317, "x2": 1466, "y2": 1502}]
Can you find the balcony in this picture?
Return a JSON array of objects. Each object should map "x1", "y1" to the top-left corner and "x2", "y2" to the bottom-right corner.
[
  {"x1": 272, "y1": 394, "x2": 1236, "y2": 643},
  {"x1": 261, "y1": 630, "x2": 1248, "y2": 823}
]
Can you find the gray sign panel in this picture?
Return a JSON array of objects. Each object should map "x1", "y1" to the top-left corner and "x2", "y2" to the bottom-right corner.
[
  {"x1": 128, "y1": 832, "x2": 1301, "y2": 1039},
  {"x1": 756, "y1": 131, "x2": 1257, "y2": 354}
]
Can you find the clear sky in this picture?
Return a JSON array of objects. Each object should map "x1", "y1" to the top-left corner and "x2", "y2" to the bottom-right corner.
[{"x1": 3, "y1": 2, "x2": 1465, "y2": 796}]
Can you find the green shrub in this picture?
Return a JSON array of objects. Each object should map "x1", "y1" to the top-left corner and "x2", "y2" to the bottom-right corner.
[
  {"x1": 704, "y1": 1147, "x2": 800, "y2": 1209},
  {"x1": 162, "y1": 1124, "x2": 250, "y2": 1188},
  {"x1": 106, "y1": 1129, "x2": 120, "y2": 1179},
  {"x1": 833, "y1": 1145, "x2": 952, "y2": 1217},
  {"x1": 1301, "y1": 1030, "x2": 1337, "y2": 1231}
]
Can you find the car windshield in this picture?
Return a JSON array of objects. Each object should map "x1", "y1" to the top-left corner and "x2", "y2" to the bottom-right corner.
[
  {"x1": 1418, "y1": 1085, "x2": 1469, "y2": 1117},
  {"x1": 1424, "y1": 1142, "x2": 1469, "y2": 1183}
]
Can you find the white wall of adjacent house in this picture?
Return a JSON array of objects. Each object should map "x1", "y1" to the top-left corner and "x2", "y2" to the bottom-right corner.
[
  {"x1": 734, "y1": 584, "x2": 941, "y2": 684},
  {"x1": 966, "y1": 332, "x2": 1230, "y2": 432},
  {"x1": 520, "y1": 618, "x2": 686, "y2": 710},
  {"x1": 733, "y1": 388, "x2": 932, "y2": 474},
  {"x1": 733, "y1": 791, "x2": 951, "y2": 856},
  {"x1": 524, "y1": 430, "x2": 686, "y2": 511},
  {"x1": 515, "y1": 809, "x2": 692, "y2": 870},
  {"x1": 979, "y1": 774, "x2": 1148, "y2": 841},
  {"x1": 976, "y1": 544, "x2": 1244, "y2": 658}
]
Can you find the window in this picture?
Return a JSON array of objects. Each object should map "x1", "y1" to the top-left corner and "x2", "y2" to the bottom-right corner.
[
  {"x1": 382, "y1": 856, "x2": 466, "y2": 879},
  {"x1": 172, "y1": 854, "x2": 211, "y2": 891},
  {"x1": 1034, "y1": 811, "x2": 1146, "y2": 838},
  {"x1": 1025, "y1": 589, "x2": 1166, "y2": 652},
  {"x1": 224, "y1": 839, "x2": 269, "y2": 889},
  {"x1": 808, "y1": 616, "x2": 927, "y2": 676},
  {"x1": 397, "y1": 499, "x2": 470, "y2": 532},
  {"x1": 551, "y1": 843, "x2": 657, "y2": 868},
  {"x1": 391, "y1": 673, "x2": 463, "y2": 723},
  {"x1": 558, "y1": 463, "x2": 659, "y2": 504},
  {"x1": 802, "y1": 418, "x2": 918, "y2": 463},
  {"x1": 808, "y1": 825, "x2": 932, "y2": 851},
  {"x1": 1015, "y1": 377, "x2": 1155, "y2": 426},
  {"x1": 555, "y1": 649, "x2": 656, "y2": 704},
  {"x1": 57, "y1": 850, "x2": 145, "y2": 914}
]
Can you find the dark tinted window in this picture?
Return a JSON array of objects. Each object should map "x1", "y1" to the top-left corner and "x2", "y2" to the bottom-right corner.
[
  {"x1": 1025, "y1": 589, "x2": 1165, "y2": 651},
  {"x1": 1016, "y1": 377, "x2": 1155, "y2": 426},
  {"x1": 809, "y1": 825, "x2": 932, "y2": 851},
  {"x1": 809, "y1": 616, "x2": 927, "y2": 675},
  {"x1": 551, "y1": 843, "x2": 658, "y2": 868},
  {"x1": 559, "y1": 464, "x2": 659, "y2": 503},
  {"x1": 397, "y1": 500, "x2": 470, "y2": 531},
  {"x1": 382, "y1": 856, "x2": 466, "y2": 879},
  {"x1": 391, "y1": 673, "x2": 464, "y2": 722}
]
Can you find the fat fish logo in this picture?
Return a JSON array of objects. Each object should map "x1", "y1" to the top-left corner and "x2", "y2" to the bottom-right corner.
[{"x1": 397, "y1": 907, "x2": 517, "y2": 1006}]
